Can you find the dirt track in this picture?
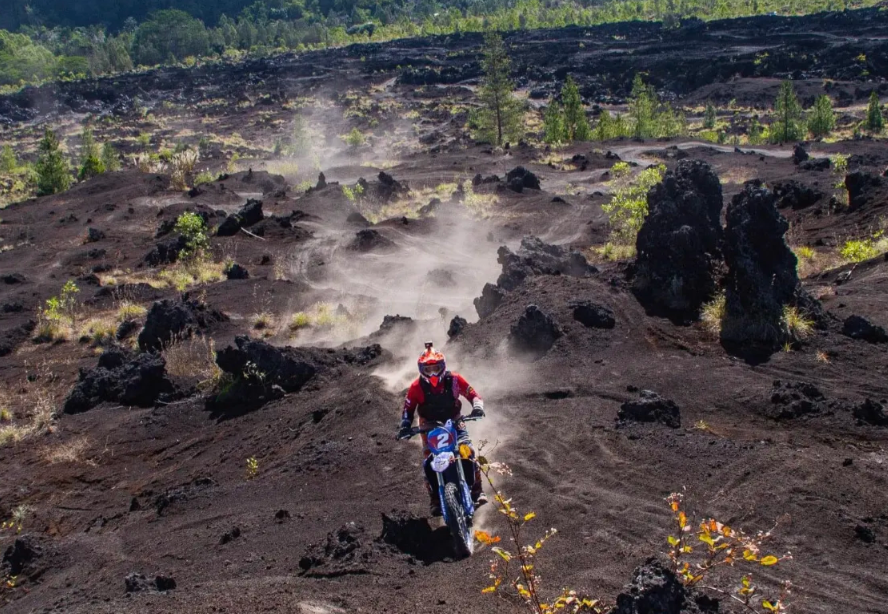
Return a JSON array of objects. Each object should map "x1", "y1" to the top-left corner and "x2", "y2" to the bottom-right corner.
[{"x1": 1, "y1": 7, "x2": 888, "y2": 614}]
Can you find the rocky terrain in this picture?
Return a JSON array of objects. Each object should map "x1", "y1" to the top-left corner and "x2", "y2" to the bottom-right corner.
[{"x1": 1, "y1": 7, "x2": 888, "y2": 614}]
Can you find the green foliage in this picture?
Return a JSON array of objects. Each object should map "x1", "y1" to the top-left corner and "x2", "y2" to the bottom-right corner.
[
  {"x1": 101, "y1": 142, "x2": 120, "y2": 172},
  {"x1": 542, "y1": 101, "x2": 566, "y2": 144},
  {"x1": 343, "y1": 127, "x2": 366, "y2": 148},
  {"x1": 703, "y1": 102, "x2": 717, "y2": 130},
  {"x1": 35, "y1": 128, "x2": 71, "y2": 196},
  {"x1": 0, "y1": 145, "x2": 17, "y2": 173},
  {"x1": 593, "y1": 109, "x2": 630, "y2": 141},
  {"x1": 629, "y1": 74, "x2": 657, "y2": 138},
  {"x1": 747, "y1": 116, "x2": 767, "y2": 145},
  {"x1": 1, "y1": 1, "x2": 887, "y2": 92},
  {"x1": 474, "y1": 32, "x2": 523, "y2": 147},
  {"x1": 342, "y1": 183, "x2": 364, "y2": 201},
  {"x1": 561, "y1": 75, "x2": 591, "y2": 142},
  {"x1": 77, "y1": 128, "x2": 105, "y2": 181},
  {"x1": 807, "y1": 95, "x2": 835, "y2": 138},
  {"x1": 865, "y1": 91, "x2": 883, "y2": 133},
  {"x1": 132, "y1": 10, "x2": 210, "y2": 66},
  {"x1": 840, "y1": 231, "x2": 888, "y2": 263},
  {"x1": 174, "y1": 211, "x2": 209, "y2": 260},
  {"x1": 770, "y1": 81, "x2": 805, "y2": 143},
  {"x1": 601, "y1": 164, "x2": 666, "y2": 244},
  {"x1": 0, "y1": 30, "x2": 57, "y2": 87}
]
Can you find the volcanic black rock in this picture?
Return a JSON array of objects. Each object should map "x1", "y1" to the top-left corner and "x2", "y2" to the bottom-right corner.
[
  {"x1": 505, "y1": 166, "x2": 541, "y2": 193},
  {"x1": 772, "y1": 180, "x2": 824, "y2": 210},
  {"x1": 138, "y1": 296, "x2": 228, "y2": 352},
  {"x1": 86, "y1": 227, "x2": 105, "y2": 243},
  {"x1": 800, "y1": 158, "x2": 831, "y2": 172},
  {"x1": 447, "y1": 315, "x2": 468, "y2": 339},
  {"x1": 299, "y1": 522, "x2": 374, "y2": 577},
  {"x1": 474, "y1": 283, "x2": 506, "y2": 319},
  {"x1": 721, "y1": 181, "x2": 812, "y2": 345},
  {"x1": 125, "y1": 573, "x2": 177, "y2": 593},
  {"x1": 496, "y1": 236, "x2": 596, "y2": 292},
  {"x1": 216, "y1": 199, "x2": 265, "y2": 236},
  {"x1": 348, "y1": 229, "x2": 395, "y2": 252},
  {"x1": 792, "y1": 144, "x2": 809, "y2": 164},
  {"x1": 618, "y1": 390, "x2": 681, "y2": 428},
  {"x1": 225, "y1": 263, "x2": 250, "y2": 280},
  {"x1": 510, "y1": 305, "x2": 563, "y2": 355},
  {"x1": 2, "y1": 535, "x2": 42, "y2": 576},
  {"x1": 842, "y1": 315, "x2": 888, "y2": 343},
  {"x1": 766, "y1": 380, "x2": 827, "y2": 420},
  {"x1": 611, "y1": 558, "x2": 713, "y2": 614},
  {"x1": 570, "y1": 300, "x2": 616, "y2": 329},
  {"x1": 853, "y1": 399, "x2": 888, "y2": 426},
  {"x1": 63, "y1": 347, "x2": 175, "y2": 414},
  {"x1": 845, "y1": 171, "x2": 884, "y2": 211},
  {"x1": 144, "y1": 235, "x2": 188, "y2": 266},
  {"x1": 633, "y1": 160, "x2": 724, "y2": 317},
  {"x1": 210, "y1": 336, "x2": 382, "y2": 414}
]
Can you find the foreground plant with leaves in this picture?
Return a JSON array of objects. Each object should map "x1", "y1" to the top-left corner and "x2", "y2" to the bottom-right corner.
[
  {"x1": 475, "y1": 458, "x2": 604, "y2": 613},
  {"x1": 666, "y1": 493, "x2": 792, "y2": 612}
]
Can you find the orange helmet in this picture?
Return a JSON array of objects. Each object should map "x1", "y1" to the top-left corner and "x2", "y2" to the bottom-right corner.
[{"x1": 418, "y1": 342, "x2": 446, "y2": 387}]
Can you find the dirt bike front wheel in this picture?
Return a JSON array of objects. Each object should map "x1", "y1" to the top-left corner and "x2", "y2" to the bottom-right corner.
[{"x1": 443, "y1": 482, "x2": 473, "y2": 559}]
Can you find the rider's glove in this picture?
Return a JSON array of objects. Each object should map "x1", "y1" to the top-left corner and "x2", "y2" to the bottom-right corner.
[
  {"x1": 469, "y1": 399, "x2": 485, "y2": 418},
  {"x1": 397, "y1": 417, "x2": 412, "y2": 440}
]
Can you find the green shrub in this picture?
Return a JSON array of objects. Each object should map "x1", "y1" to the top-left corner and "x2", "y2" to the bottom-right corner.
[
  {"x1": 601, "y1": 164, "x2": 666, "y2": 245},
  {"x1": 807, "y1": 95, "x2": 835, "y2": 138},
  {"x1": 770, "y1": 81, "x2": 805, "y2": 143},
  {"x1": 866, "y1": 91, "x2": 884, "y2": 132},
  {"x1": 174, "y1": 212, "x2": 209, "y2": 260},
  {"x1": 343, "y1": 127, "x2": 366, "y2": 148},
  {"x1": 35, "y1": 128, "x2": 71, "y2": 196},
  {"x1": 78, "y1": 128, "x2": 105, "y2": 181},
  {"x1": 703, "y1": 102, "x2": 717, "y2": 129}
]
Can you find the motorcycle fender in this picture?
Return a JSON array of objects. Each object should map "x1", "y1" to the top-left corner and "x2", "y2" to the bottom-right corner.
[{"x1": 430, "y1": 451, "x2": 455, "y2": 473}]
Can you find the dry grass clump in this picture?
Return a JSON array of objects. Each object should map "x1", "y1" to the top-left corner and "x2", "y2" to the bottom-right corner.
[
  {"x1": 117, "y1": 301, "x2": 147, "y2": 322},
  {"x1": 0, "y1": 377, "x2": 60, "y2": 448},
  {"x1": 42, "y1": 436, "x2": 93, "y2": 465},
  {"x1": 700, "y1": 292, "x2": 726, "y2": 336},
  {"x1": 162, "y1": 336, "x2": 223, "y2": 392},
  {"x1": 782, "y1": 305, "x2": 815, "y2": 341},
  {"x1": 79, "y1": 317, "x2": 117, "y2": 346}
]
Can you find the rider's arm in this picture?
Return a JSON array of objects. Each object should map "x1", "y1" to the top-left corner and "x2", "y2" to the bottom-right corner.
[
  {"x1": 453, "y1": 373, "x2": 481, "y2": 403},
  {"x1": 401, "y1": 380, "x2": 425, "y2": 425}
]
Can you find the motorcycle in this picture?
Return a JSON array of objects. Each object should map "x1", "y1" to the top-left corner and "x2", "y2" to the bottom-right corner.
[{"x1": 399, "y1": 416, "x2": 482, "y2": 558}]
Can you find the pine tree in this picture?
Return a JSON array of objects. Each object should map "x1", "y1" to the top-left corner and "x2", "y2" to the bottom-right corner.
[
  {"x1": 78, "y1": 128, "x2": 105, "y2": 181},
  {"x1": 35, "y1": 128, "x2": 71, "y2": 196},
  {"x1": 629, "y1": 74, "x2": 656, "y2": 138},
  {"x1": 543, "y1": 102, "x2": 567, "y2": 144},
  {"x1": 474, "y1": 32, "x2": 523, "y2": 147},
  {"x1": 0, "y1": 145, "x2": 16, "y2": 174},
  {"x1": 865, "y1": 91, "x2": 884, "y2": 133},
  {"x1": 807, "y1": 95, "x2": 835, "y2": 138},
  {"x1": 101, "y1": 142, "x2": 121, "y2": 172},
  {"x1": 561, "y1": 76, "x2": 591, "y2": 141},
  {"x1": 770, "y1": 81, "x2": 805, "y2": 143},
  {"x1": 594, "y1": 109, "x2": 614, "y2": 141},
  {"x1": 703, "y1": 102, "x2": 717, "y2": 130}
]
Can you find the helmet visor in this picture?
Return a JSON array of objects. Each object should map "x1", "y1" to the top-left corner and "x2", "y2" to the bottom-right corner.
[{"x1": 419, "y1": 361, "x2": 445, "y2": 379}]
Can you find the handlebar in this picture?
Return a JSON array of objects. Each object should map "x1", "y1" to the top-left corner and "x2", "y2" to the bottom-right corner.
[{"x1": 397, "y1": 415, "x2": 483, "y2": 440}]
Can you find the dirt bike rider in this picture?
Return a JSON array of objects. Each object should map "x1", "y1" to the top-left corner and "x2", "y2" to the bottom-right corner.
[{"x1": 397, "y1": 343, "x2": 487, "y2": 517}]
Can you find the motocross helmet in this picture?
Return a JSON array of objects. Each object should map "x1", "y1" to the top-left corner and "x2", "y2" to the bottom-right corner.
[{"x1": 418, "y1": 342, "x2": 446, "y2": 388}]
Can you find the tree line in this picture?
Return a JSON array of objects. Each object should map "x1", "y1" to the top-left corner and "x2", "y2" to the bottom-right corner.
[{"x1": 1, "y1": 0, "x2": 881, "y2": 89}]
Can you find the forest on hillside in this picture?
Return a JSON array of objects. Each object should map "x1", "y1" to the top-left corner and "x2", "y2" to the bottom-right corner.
[{"x1": 0, "y1": 0, "x2": 878, "y2": 90}]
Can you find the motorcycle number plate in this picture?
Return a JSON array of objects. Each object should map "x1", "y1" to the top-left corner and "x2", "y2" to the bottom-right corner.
[
  {"x1": 431, "y1": 452, "x2": 455, "y2": 473},
  {"x1": 427, "y1": 427, "x2": 455, "y2": 454}
]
